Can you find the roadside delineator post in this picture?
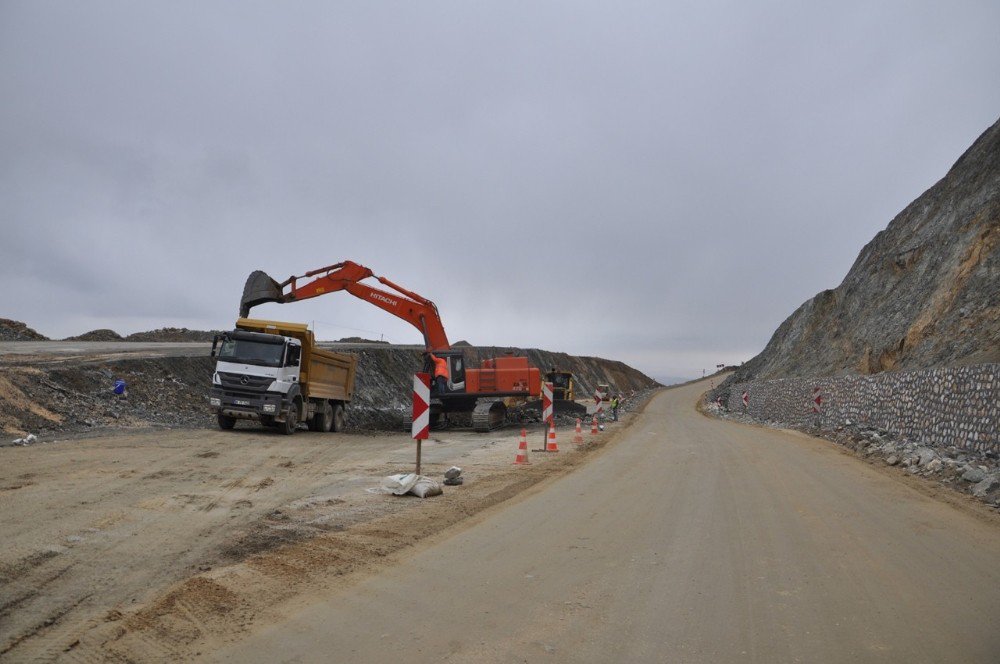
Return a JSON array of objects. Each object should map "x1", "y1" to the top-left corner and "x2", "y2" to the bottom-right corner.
[
  {"x1": 541, "y1": 381, "x2": 554, "y2": 450},
  {"x1": 546, "y1": 421, "x2": 559, "y2": 452},
  {"x1": 513, "y1": 428, "x2": 530, "y2": 465},
  {"x1": 573, "y1": 418, "x2": 584, "y2": 444},
  {"x1": 591, "y1": 415, "x2": 599, "y2": 436},
  {"x1": 412, "y1": 372, "x2": 430, "y2": 475}
]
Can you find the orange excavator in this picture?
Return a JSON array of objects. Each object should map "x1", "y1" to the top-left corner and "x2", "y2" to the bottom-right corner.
[{"x1": 238, "y1": 260, "x2": 541, "y2": 431}]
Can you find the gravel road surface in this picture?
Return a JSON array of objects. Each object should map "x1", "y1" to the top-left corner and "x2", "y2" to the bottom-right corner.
[{"x1": 212, "y1": 378, "x2": 1000, "y2": 663}]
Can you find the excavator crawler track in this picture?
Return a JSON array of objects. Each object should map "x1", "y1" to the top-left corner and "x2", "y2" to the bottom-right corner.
[{"x1": 472, "y1": 399, "x2": 507, "y2": 432}]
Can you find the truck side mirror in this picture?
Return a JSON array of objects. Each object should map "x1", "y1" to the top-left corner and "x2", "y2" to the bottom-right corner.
[{"x1": 211, "y1": 334, "x2": 220, "y2": 357}]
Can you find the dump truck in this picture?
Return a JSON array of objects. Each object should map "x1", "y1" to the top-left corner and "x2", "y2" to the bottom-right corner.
[{"x1": 209, "y1": 318, "x2": 356, "y2": 435}]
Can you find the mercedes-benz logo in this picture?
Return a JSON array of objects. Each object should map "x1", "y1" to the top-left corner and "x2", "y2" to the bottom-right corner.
[{"x1": 240, "y1": 375, "x2": 250, "y2": 385}]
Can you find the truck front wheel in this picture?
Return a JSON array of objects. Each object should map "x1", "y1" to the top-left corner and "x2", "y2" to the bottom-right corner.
[
  {"x1": 217, "y1": 413, "x2": 236, "y2": 430},
  {"x1": 281, "y1": 402, "x2": 299, "y2": 435}
]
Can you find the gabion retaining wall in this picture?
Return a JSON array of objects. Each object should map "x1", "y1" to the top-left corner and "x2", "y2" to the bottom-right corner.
[{"x1": 711, "y1": 364, "x2": 999, "y2": 454}]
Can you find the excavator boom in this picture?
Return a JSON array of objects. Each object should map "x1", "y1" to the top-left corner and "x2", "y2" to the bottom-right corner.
[{"x1": 239, "y1": 261, "x2": 450, "y2": 350}]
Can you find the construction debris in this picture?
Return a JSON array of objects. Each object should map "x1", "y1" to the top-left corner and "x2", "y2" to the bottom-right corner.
[{"x1": 444, "y1": 466, "x2": 464, "y2": 485}]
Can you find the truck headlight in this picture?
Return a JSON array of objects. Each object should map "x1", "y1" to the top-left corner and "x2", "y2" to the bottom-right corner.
[
  {"x1": 263, "y1": 404, "x2": 276, "y2": 413},
  {"x1": 210, "y1": 397, "x2": 221, "y2": 406}
]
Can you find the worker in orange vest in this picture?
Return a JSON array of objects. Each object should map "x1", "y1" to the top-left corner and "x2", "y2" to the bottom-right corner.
[{"x1": 428, "y1": 352, "x2": 449, "y2": 395}]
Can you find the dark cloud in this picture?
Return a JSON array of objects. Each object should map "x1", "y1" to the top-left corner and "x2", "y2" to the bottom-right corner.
[{"x1": 2, "y1": 1, "x2": 998, "y2": 377}]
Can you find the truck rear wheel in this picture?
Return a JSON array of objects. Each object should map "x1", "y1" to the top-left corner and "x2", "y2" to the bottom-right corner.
[
  {"x1": 217, "y1": 413, "x2": 236, "y2": 430},
  {"x1": 332, "y1": 403, "x2": 346, "y2": 432},
  {"x1": 309, "y1": 401, "x2": 333, "y2": 432},
  {"x1": 281, "y1": 402, "x2": 299, "y2": 435}
]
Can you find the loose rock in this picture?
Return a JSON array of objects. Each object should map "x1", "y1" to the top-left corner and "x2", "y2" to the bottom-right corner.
[
  {"x1": 971, "y1": 477, "x2": 999, "y2": 498},
  {"x1": 961, "y1": 467, "x2": 987, "y2": 483}
]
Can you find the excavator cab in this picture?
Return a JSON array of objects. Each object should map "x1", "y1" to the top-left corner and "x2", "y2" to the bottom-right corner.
[{"x1": 423, "y1": 349, "x2": 467, "y2": 394}]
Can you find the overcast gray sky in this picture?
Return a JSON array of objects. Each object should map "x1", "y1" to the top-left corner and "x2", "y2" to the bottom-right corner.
[{"x1": 2, "y1": 1, "x2": 998, "y2": 380}]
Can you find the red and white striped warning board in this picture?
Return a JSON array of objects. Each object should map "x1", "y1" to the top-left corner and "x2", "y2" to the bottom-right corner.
[
  {"x1": 542, "y1": 381, "x2": 554, "y2": 424},
  {"x1": 412, "y1": 372, "x2": 430, "y2": 440},
  {"x1": 742, "y1": 390, "x2": 749, "y2": 408},
  {"x1": 812, "y1": 387, "x2": 823, "y2": 413}
]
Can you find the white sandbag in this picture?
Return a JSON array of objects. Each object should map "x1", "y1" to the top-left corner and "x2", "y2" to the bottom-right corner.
[
  {"x1": 382, "y1": 473, "x2": 420, "y2": 495},
  {"x1": 409, "y1": 477, "x2": 443, "y2": 498}
]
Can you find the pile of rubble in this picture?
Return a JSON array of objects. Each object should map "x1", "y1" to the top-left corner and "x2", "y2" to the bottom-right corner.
[
  {"x1": 704, "y1": 401, "x2": 1000, "y2": 508},
  {"x1": 64, "y1": 329, "x2": 125, "y2": 341},
  {"x1": 123, "y1": 327, "x2": 222, "y2": 342}
]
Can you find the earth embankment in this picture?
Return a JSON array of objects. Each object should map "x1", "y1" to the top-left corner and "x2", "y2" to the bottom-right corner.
[{"x1": 0, "y1": 343, "x2": 657, "y2": 437}]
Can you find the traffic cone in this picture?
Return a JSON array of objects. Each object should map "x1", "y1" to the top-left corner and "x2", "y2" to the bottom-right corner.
[
  {"x1": 591, "y1": 415, "x2": 599, "y2": 436},
  {"x1": 546, "y1": 421, "x2": 559, "y2": 452},
  {"x1": 573, "y1": 418, "x2": 584, "y2": 444},
  {"x1": 513, "y1": 428, "x2": 530, "y2": 465}
]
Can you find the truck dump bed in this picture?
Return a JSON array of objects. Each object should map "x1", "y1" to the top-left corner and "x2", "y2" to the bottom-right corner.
[{"x1": 306, "y1": 348, "x2": 355, "y2": 401}]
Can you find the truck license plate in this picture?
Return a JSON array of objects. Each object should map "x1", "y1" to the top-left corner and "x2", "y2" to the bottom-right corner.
[{"x1": 234, "y1": 399, "x2": 250, "y2": 406}]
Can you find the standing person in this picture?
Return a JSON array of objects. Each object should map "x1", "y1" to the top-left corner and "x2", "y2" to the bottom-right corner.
[
  {"x1": 611, "y1": 394, "x2": 620, "y2": 421},
  {"x1": 428, "y1": 352, "x2": 449, "y2": 395}
]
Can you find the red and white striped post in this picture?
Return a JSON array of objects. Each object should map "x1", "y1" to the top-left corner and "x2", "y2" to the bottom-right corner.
[
  {"x1": 541, "y1": 381, "x2": 554, "y2": 449},
  {"x1": 742, "y1": 390, "x2": 749, "y2": 411},
  {"x1": 542, "y1": 382, "x2": 554, "y2": 424},
  {"x1": 412, "y1": 372, "x2": 430, "y2": 474}
]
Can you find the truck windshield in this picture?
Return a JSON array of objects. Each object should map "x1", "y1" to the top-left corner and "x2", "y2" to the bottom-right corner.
[{"x1": 217, "y1": 339, "x2": 285, "y2": 367}]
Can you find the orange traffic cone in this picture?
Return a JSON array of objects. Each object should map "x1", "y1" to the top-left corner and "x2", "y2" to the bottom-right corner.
[
  {"x1": 513, "y1": 428, "x2": 530, "y2": 465},
  {"x1": 546, "y1": 421, "x2": 559, "y2": 452},
  {"x1": 591, "y1": 415, "x2": 599, "y2": 435},
  {"x1": 573, "y1": 418, "x2": 584, "y2": 444}
]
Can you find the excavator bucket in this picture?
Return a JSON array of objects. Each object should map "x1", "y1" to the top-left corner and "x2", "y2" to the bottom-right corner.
[{"x1": 239, "y1": 270, "x2": 285, "y2": 317}]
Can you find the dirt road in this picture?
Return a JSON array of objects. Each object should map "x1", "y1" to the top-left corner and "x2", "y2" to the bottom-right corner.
[
  {"x1": 0, "y1": 419, "x2": 590, "y2": 661},
  {"x1": 209, "y1": 379, "x2": 1000, "y2": 663}
]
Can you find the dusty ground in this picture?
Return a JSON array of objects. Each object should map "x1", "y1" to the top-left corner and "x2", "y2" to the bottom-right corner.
[{"x1": 0, "y1": 409, "x2": 626, "y2": 661}]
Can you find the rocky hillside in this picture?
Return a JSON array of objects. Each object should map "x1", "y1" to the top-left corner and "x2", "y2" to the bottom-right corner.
[
  {"x1": 0, "y1": 319, "x2": 49, "y2": 341},
  {"x1": 731, "y1": 117, "x2": 999, "y2": 383},
  {"x1": 123, "y1": 327, "x2": 223, "y2": 342},
  {"x1": 348, "y1": 345, "x2": 658, "y2": 429},
  {"x1": 64, "y1": 329, "x2": 125, "y2": 341}
]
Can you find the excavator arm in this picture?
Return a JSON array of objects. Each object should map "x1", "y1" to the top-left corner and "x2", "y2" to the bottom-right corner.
[{"x1": 239, "y1": 260, "x2": 451, "y2": 350}]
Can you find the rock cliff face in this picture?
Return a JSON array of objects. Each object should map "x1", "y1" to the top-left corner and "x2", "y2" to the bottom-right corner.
[{"x1": 732, "y1": 117, "x2": 1000, "y2": 383}]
